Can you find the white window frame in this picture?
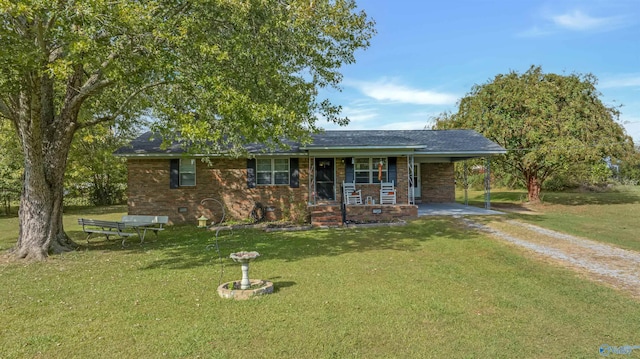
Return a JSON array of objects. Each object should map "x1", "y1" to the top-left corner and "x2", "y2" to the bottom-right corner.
[
  {"x1": 179, "y1": 159, "x2": 196, "y2": 186},
  {"x1": 354, "y1": 157, "x2": 388, "y2": 184},
  {"x1": 257, "y1": 158, "x2": 290, "y2": 186}
]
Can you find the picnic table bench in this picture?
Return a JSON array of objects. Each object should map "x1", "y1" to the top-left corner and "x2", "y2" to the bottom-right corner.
[
  {"x1": 77, "y1": 218, "x2": 137, "y2": 247},
  {"x1": 121, "y1": 215, "x2": 168, "y2": 241},
  {"x1": 78, "y1": 215, "x2": 168, "y2": 247}
]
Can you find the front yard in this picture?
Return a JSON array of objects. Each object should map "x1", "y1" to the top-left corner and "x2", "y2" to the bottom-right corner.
[{"x1": 1, "y1": 203, "x2": 640, "y2": 357}]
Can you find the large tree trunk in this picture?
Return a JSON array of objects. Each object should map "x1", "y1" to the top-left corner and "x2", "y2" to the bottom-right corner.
[
  {"x1": 14, "y1": 157, "x2": 75, "y2": 260},
  {"x1": 11, "y1": 73, "x2": 79, "y2": 260},
  {"x1": 526, "y1": 173, "x2": 542, "y2": 203}
]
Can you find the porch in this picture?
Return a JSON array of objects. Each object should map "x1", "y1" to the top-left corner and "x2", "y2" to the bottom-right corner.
[
  {"x1": 309, "y1": 202, "x2": 503, "y2": 227},
  {"x1": 308, "y1": 202, "x2": 414, "y2": 227},
  {"x1": 307, "y1": 156, "x2": 498, "y2": 207},
  {"x1": 301, "y1": 131, "x2": 506, "y2": 227}
]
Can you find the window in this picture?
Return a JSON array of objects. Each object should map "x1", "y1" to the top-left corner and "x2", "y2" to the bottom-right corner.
[
  {"x1": 179, "y1": 159, "x2": 196, "y2": 186},
  {"x1": 354, "y1": 157, "x2": 387, "y2": 184},
  {"x1": 257, "y1": 158, "x2": 290, "y2": 185}
]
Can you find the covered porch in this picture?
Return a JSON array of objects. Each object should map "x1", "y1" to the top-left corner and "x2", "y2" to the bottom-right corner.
[
  {"x1": 306, "y1": 155, "x2": 502, "y2": 226},
  {"x1": 301, "y1": 130, "x2": 506, "y2": 226},
  {"x1": 306, "y1": 155, "x2": 499, "y2": 205}
]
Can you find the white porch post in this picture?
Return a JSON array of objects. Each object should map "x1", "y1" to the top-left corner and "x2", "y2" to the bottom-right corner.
[
  {"x1": 463, "y1": 161, "x2": 469, "y2": 206},
  {"x1": 309, "y1": 156, "x2": 316, "y2": 205},
  {"x1": 484, "y1": 158, "x2": 491, "y2": 210},
  {"x1": 407, "y1": 155, "x2": 415, "y2": 205}
]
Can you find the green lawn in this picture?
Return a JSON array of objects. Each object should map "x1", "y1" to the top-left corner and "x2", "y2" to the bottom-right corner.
[
  {"x1": 459, "y1": 185, "x2": 640, "y2": 252},
  {"x1": 2, "y1": 207, "x2": 640, "y2": 358}
]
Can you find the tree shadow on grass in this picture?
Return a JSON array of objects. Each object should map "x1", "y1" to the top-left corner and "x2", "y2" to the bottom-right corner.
[
  {"x1": 485, "y1": 191, "x2": 526, "y2": 202},
  {"x1": 135, "y1": 218, "x2": 482, "y2": 271},
  {"x1": 537, "y1": 190, "x2": 640, "y2": 206},
  {"x1": 66, "y1": 228, "x2": 169, "y2": 253},
  {"x1": 268, "y1": 278, "x2": 296, "y2": 293},
  {"x1": 64, "y1": 205, "x2": 128, "y2": 216}
]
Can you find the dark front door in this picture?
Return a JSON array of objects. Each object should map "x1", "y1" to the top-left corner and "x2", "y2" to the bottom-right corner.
[{"x1": 315, "y1": 158, "x2": 335, "y2": 201}]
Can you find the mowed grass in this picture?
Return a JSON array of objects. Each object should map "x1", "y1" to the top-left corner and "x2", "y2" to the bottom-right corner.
[
  {"x1": 2, "y1": 208, "x2": 640, "y2": 358},
  {"x1": 459, "y1": 185, "x2": 640, "y2": 252}
]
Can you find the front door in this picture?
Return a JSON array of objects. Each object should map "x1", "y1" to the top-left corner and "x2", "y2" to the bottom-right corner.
[{"x1": 315, "y1": 158, "x2": 335, "y2": 201}]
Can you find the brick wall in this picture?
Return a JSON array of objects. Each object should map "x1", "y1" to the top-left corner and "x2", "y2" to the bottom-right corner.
[
  {"x1": 127, "y1": 158, "x2": 309, "y2": 224},
  {"x1": 346, "y1": 204, "x2": 417, "y2": 223},
  {"x1": 421, "y1": 162, "x2": 455, "y2": 203},
  {"x1": 308, "y1": 204, "x2": 418, "y2": 226},
  {"x1": 395, "y1": 157, "x2": 409, "y2": 204},
  {"x1": 127, "y1": 156, "x2": 456, "y2": 224}
]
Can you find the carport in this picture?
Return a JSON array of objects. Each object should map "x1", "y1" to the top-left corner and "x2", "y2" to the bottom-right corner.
[{"x1": 418, "y1": 203, "x2": 504, "y2": 216}]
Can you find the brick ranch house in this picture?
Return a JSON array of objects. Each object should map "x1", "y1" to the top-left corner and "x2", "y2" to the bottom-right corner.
[{"x1": 114, "y1": 130, "x2": 506, "y2": 226}]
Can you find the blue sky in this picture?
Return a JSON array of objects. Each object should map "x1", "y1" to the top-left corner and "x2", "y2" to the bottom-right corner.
[{"x1": 320, "y1": 0, "x2": 640, "y2": 143}]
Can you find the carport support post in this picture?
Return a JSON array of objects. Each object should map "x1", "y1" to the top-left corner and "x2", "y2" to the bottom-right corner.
[
  {"x1": 484, "y1": 158, "x2": 491, "y2": 210},
  {"x1": 463, "y1": 161, "x2": 468, "y2": 206}
]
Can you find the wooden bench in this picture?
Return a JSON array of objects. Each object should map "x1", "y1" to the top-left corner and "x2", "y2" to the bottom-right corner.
[
  {"x1": 77, "y1": 218, "x2": 137, "y2": 247},
  {"x1": 121, "y1": 215, "x2": 168, "y2": 241}
]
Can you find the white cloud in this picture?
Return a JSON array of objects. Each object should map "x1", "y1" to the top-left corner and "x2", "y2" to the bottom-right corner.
[
  {"x1": 318, "y1": 104, "x2": 380, "y2": 130},
  {"x1": 379, "y1": 121, "x2": 431, "y2": 130},
  {"x1": 621, "y1": 121, "x2": 640, "y2": 144},
  {"x1": 518, "y1": 8, "x2": 631, "y2": 37},
  {"x1": 600, "y1": 74, "x2": 640, "y2": 89},
  {"x1": 341, "y1": 106, "x2": 378, "y2": 123},
  {"x1": 551, "y1": 10, "x2": 614, "y2": 30},
  {"x1": 350, "y1": 79, "x2": 458, "y2": 105}
]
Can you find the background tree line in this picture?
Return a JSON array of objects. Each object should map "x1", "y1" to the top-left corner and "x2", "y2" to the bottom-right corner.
[{"x1": 0, "y1": 123, "x2": 134, "y2": 215}]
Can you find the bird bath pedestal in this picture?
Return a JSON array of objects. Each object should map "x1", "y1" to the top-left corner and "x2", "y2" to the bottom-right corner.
[
  {"x1": 217, "y1": 251, "x2": 274, "y2": 300},
  {"x1": 230, "y1": 251, "x2": 259, "y2": 289}
]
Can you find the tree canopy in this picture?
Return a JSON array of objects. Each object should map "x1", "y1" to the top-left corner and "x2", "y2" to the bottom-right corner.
[
  {"x1": 0, "y1": 0, "x2": 375, "y2": 259},
  {"x1": 435, "y1": 66, "x2": 634, "y2": 202}
]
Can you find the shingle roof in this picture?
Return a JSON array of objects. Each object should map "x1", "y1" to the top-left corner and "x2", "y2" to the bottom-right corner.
[
  {"x1": 114, "y1": 130, "x2": 506, "y2": 156},
  {"x1": 302, "y1": 130, "x2": 505, "y2": 153},
  {"x1": 113, "y1": 132, "x2": 304, "y2": 155}
]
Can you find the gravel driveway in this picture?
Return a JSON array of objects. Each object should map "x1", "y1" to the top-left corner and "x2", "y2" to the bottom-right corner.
[{"x1": 461, "y1": 218, "x2": 640, "y2": 299}]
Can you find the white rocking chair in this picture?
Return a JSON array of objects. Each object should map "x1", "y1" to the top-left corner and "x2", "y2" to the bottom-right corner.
[
  {"x1": 380, "y1": 181, "x2": 397, "y2": 204},
  {"x1": 343, "y1": 181, "x2": 363, "y2": 205}
]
